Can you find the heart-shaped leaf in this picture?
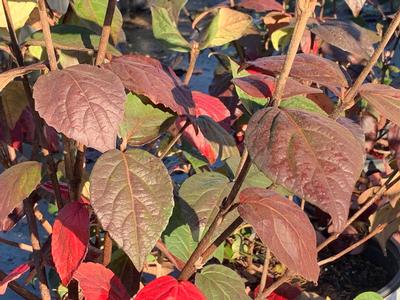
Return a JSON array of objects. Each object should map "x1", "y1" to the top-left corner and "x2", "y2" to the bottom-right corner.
[
  {"x1": 238, "y1": 188, "x2": 319, "y2": 281},
  {"x1": 73, "y1": 262, "x2": 130, "y2": 300},
  {"x1": 135, "y1": 276, "x2": 206, "y2": 300},
  {"x1": 102, "y1": 54, "x2": 194, "y2": 116},
  {"x1": 52, "y1": 201, "x2": 89, "y2": 285},
  {"x1": 238, "y1": 0, "x2": 282, "y2": 12},
  {"x1": 244, "y1": 54, "x2": 348, "y2": 90},
  {"x1": 245, "y1": 108, "x2": 364, "y2": 232},
  {"x1": 359, "y1": 83, "x2": 400, "y2": 126},
  {"x1": 90, "y1": 149, "x2": 174, "y2": 270},
  {"x1": 0, "y1": 263, "x2": 30, "y2": 295},
  {"x1": 232, "y1": 74, "x2": 322, "y2": 99},
  {"x1": 0, "y1": 62, "x2": 47, "y2": 91},
  {"x1": 0, "y1": 161, "x2": 41, "y2": 223},
  {"x1": 33, "y1": 64, "x2": 125, "y2": 152},
  {"x1": 195, "y1": 264, "x2": 251, "y2": 300}
]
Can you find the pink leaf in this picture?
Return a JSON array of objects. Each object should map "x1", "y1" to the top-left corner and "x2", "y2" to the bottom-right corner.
[
  {"x1": 135, "y1": 276, "x2": 206, "y2": 300},
  {"x1": 0, "y1": 263, "x2": 30, "y2": 295},
  {"x1": 52, "y1": 201, "x2": 89, "y2": 285},
  {"x1": 238, "y1": 0, "x2": 283, "y2": 12},
  {"x1": 74, "y1": 262, "x2": 130, "y2": 300}
]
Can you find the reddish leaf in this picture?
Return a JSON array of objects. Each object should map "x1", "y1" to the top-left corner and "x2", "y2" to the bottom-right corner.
[
  {"x1": 238, "y1": 0, "x2": 282, "y2": 12},
  {"x1": 52, "y1": 201, "x2": 89, "y2": 285},
  {"x1": 192, "y1": 91, "x2": 230, "y2": 125},
  {"x1": 33, "y1": 64, "x2": 125, "y2": 152},
  {"x1": 244, "y1": 54, "x2": 348, "y2": 90},
  {"x1": 232, "y1": 74, "x2": 322, "y2": 99},
  {"x1": 245, "y1": 108, "x2": 364, "y2": 232},
  {"x1": 359, "y1": 83, "x2": 400, "y2": 127},
  {"x1": 102, "y1": 54, "x2": 195, "y2": 116},
  {"x1": 0, "y1": 263, "x2": 30, "y2": 295},
  {"x1": 238, "y1": 188, "x2": 319, "y2": 281},
  {"x1": 360, "y1": 113, "x2": 378, "y2": 152},
  {"x1": 74, "y1": 262, "x2": 130, "y2": 300},
  {"x1": 135, "y1": 276, "x2": 206, "y2": 300}
]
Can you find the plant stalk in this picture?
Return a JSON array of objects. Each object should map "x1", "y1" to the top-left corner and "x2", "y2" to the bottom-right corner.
[
  {"x1": 271, "y1": 0, "x2": 317, "y2": 107},
  {"x1": 159, "y1": 120, "x2": 190, "y2": 160},
  {"x1": 0, "y1": 237, "x2": 33, "y2": 252},
  {"x1": 256, "y1": 248, "x2": 272, "y2": 300},
  {"x1": 95, "y1": 0, "x2": 117, "y2": 65},
  {"x1": 37, "y1": 0, "x2": 57, "y2": 71},
  {"x1": 102, "y1": 232, "x2": 113, "y2": 266},
  {"x1": 259, "y1": 271, "x2": 293, "y2": 299},
  {"x1": 184, "y1": 42, "x2": 200, "y2": 85},
  {"x1": 156, "y1": 240, "x2": 185, "y2": 271}
]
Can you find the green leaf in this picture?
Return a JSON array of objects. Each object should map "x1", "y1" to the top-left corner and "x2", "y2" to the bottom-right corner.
[
  {"x1": 271, "y1": 26, "x2": 293, "y2": 51},
  {"x1": 71, "y1": 0, "x2": 123, "y2": 43},
  {"x1": 25, "y1": 25, "x2": 120, "y2": 56},
  {"x1": 354, "y1": 292, "x2": 383, "y2": 300},
  {"x1": 0, "y1": 161, "x2": 42, "y2": 223},
  {"x1": 151, "y1": 0, "x2": 187, "y2": 24},
  {"x1": 151, "y1": 5, "x2": 190, "y2": 52},
  {"x1": 200, "y1": 7, "x2": 253, "y2": 49},
  {"x1": 119, "y1": 93, "x2": 174, "y2": 146},
  {"x1": 195, "y1": 265, "x2": 251, "y2": 300},
  {"x1": 90, "y1": 149, "x2": 174, "y2": 270},
  {"x1": 0, "y1": 0, "x2": 36, "y2": 30},
  {"x1": 279, "y1": 96, "x2": 327, "y2": 115},
  {"x1": 1, "y1": 81, "x2": 29, "y2": 129}
]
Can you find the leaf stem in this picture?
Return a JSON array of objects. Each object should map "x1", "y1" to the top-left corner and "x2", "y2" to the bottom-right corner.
[
  {"x1": 331, "y1": 11, "x2": 400, "y2": 119},
  {"x1": 159, "y1": 119, "x2": 191, "y2": 160},
  {"x1": 0, "y1": 268, "x2": 40, "y2": 300},
  {"x1": 184, "y1": 42, "x2": 200, "y2": 85},
  {"x1": 34, "y1": 206, "x2": 52, "y2": 235},
  {"x1": 259, "y1": 271, "x2": 293, "y2": 299},
  {"x1": 178, "y1": 154, "x2": 252, "y2": 280},
  {"x1": 156, "y1": 240, "x2": 185, "y2": 271},
  {"x1": 256, "y1": 248, "x2": 271, "y2": 300},
  {"x1": 95, "y1": 0, "x2": 117, "y2": 65},
  {"x1": 37, "y1": 0, "x2": 57, "y2": 71},
  {"x1": 0, "y1": 236, "x2": 33, "y2": 252},
  {"x1": 271, "y1": 0, "x2": 317, "y2": 107},
  {"x1": 102, "y1": 232, "x2": 113, "y2": 266}
]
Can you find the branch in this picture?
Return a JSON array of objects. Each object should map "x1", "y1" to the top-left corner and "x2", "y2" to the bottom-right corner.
[
  {"x1": 156, "y1": 240, "x2": 185, "y2": 271},
  {"x1": 34, "y1": 207, "x2": 52, "y2": 235},
  {"x1": 95, "y1": 0, "x2": 117, "y2": 65},
  {"x1": 271, "y1": 0, "x2": 317, "y2": 107},
  {"x1": 331, "y1": 11, "x2": 400, "y2": 118},
  {"x1": 102, "y1": 232, "x2": 113, "y2": 266},
  {"x1": 37, "y1": 0, "x2": 57, "y2": 71},
  {"x1": 159, "y1": 119, "x2": 191, "y2": 160},
  {"x1": 256, "y1": 248, "x2": 271, "y2": 300},
  {"x1": 184, "y1": 41, "x2": 200, "y2": 85},
  {"x1": 0, "y1": 237, "x2": 33, "y2": 252},
  {"x1": 259, "y1": 271, "x2": 293, "y2": 299}
]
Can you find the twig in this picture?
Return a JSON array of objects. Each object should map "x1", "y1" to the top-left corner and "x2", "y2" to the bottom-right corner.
[
  {"x1": 34, "y1": 207, "x2": 52, "y2": 235},
  {"x1": 156, "y1": 240, "x2": 185, "y2": 271},
  {"x1": 318, "y1": 223, "x2": 387, "y2": 266},
  {"x1": 184, "y1": 42, "x2": 200, "y2": 85},
  {"x1": 159, "y1": 120, "x2": 190, "y2": 159},
  {"x1": 37, "y1": 0, "x2": 57, "y2": 71},
  {"x1": 271, "y1": 0, "x2": 317, "y2": 107},
  {"x1": 70, "y1": 143, "x2": 85, "y2": 201},
  {"x1": 0, "y1": 237, "x2": 33, "y2": 252},
  {"x1": 259, "y1": 272, "x2": 293, "y2": 299},
  {"x1": 0, "y1": 268, "x2": 40, "y2": 300},
  {"x1": 179, "y1": 156, "x2": 252, "y2": 280},
  {"x1": 102, "y1": 232, "x2": 113, "y2": 266},
  {"x1": 95, "y1": 0, "x2": 117, "y2": 65},
  {"x1": 317, "y1": 170, "x2": 400, "y2": 252},
  {"x1": 331, "y1": 11, "x2": 400, "y2": 118},
  {"x1": 23, "y1": 196, "x2": 51, "y2": 300},
  {"x1": 256, "y1": 248, "x2": 271, "y2": 300}
]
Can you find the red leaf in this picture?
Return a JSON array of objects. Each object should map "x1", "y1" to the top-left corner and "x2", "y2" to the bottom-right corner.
[
  {"x1": 0, "y1": 263, "x2": 30, "y2": 295},
  {"x1": 102, "y1": 55, "x2": 195, "y2": 116},
  {"x1": 192, "y1": 91, "x2": 230, "y2": 125},
  {"x1": 52, "y1": 201, "x2": 89, "y2": 285},
  {"x1": 238, "y1": 188, "x2": 320, "y2": 281},
  {"x1": 135, "y1": 276, "x2": 206, "y2": 300},
  {"x1": 232, "y1": 74, "x2": 322, "y2": 99},
  {"x1": 74, "y1": 262, "x2": 130, "y2": 300},
  {"x1": 238, "y1": 0, "x2": 282, "y2": 12}
]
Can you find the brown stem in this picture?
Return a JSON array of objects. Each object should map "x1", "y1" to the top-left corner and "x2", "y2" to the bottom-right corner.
[
  {"x1": 156, "y1": 240, "x2": 185, "y2": 271},
  {"x1": 318, "y1": 223, "x2": 387, "y2": 266},
  {"x1": 37, "y1": 0, "x2": 57, "y2": 71},
  {"x1": 184, "y1": 42, "x2": 200, "y2": 85},
  {"x1": 271, "y1": 0, "x2": 317, "y2": 107},
  {"x1": 0, "y1": 268, "x2": 40, "y2": 300},
  {"x1": 0, "y1": 236, "x2": 33, "y2": 252},
  {"x1": 331, "y1": 11, "x2": 400, "y2": 118},
  {"x1": 317, "y1": 170, "x2": 400, "y2": 252},
  {"x1": 95, "y1": 0, "x2": 117, "y2": 65},
  {"x1": 34, "y1": 207, "x2": 52, "y2": 235},
  {"x1": 179, "y1": 156, "x2": 252, "y2": 280},
  {"x1": 159, "y1": 120, "x2": 190, "y2": 159},
  {"x1": 257, "y1": 248, "x2": 272, "y2": 300},
  {"x1": 70, "y1": 143, "x2": 85, "y2": 201},
  {"x1": 102, "y1": 232, "x2": 113, "y2": 266},
  {"x1": 260, "y1": 272, "x2": 293, "y2": 299},
  {"x1": 23, "y1": 196, "x2": 51, "y2": 300}
]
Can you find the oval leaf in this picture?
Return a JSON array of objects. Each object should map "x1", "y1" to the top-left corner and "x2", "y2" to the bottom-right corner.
[
  {"x1": 73, "y1": 262, "x2": 130, "y2": 300},
  {"x1": 135, "y1": 275, "x2": 206, "y2": 300},
  {"x1": 0, "y1": 161, "x2": 41, "y2": 223},
  {"x1": 33, "y1": 64, "x2": 125, "y2": 152},
  {"x1": 238, "y1": 188, "x2": 319, "y2": 281},
  {"x1": 359, "y1": 83, "x2": 400, "y2": 126},
  {"x1": 52, "y1": 201, "x2": 89, "y2": 285},
  {"x1": 0, "y1": 263, "x2": 30, "y2": 295},
  {"x1": 245, "y1": 108, "x2": 364, "y2": 232},
  {"x1": 244, "y1": 53, "x2": 348, "y2": 90},
  {"x1": 195, "y1": 264, "x2": 251, "y2": 300},
  {"x1": 90, "y1": 149, "x2": 174, "y2": 270},
  {"x1": 102, "y1": 54, "x2": 194, "y2": 116}
]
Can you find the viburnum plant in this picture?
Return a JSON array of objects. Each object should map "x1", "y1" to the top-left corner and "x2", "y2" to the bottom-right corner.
[{"x1": 0, "y1": 0, "x2": 400, "y2": 299}]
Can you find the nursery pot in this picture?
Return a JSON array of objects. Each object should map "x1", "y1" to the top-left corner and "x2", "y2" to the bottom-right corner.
[{"x1": 376, "y1": 238, "x2": 400, "y2": 299}]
